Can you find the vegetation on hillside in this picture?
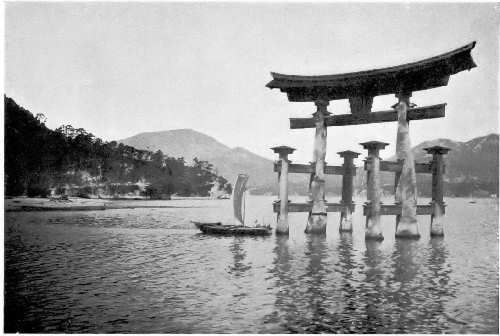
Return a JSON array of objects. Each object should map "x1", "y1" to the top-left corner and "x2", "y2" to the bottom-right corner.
[{"x1": 4, "y1": 96, "x2": 232, "y2": 198}]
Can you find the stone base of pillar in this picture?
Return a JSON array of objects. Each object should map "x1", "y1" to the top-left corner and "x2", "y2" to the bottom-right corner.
[
  {"x1": 430, "y1": 202, "x2": 445, "y2": 237},
  {"x1": 339, "y1": 206, "x2": 353, "y2": 232},
  {"x1": 305, "y1": 214, "x2": 327, "y2": 234},
  {"x1": 365, "y1": 216, "x2": 384, "y2": 241},
  {"x1": 395, "y1": 218, "x2": 420, "y2": 239},
  {"x1": 275, "y1": 217, "x2": 289, "y2": 235},
  {"x1": 395, "y1": 200, "x2": 420, "y2": 239}
]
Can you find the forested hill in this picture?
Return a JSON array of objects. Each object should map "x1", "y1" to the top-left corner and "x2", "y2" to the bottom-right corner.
[{"x1": 4, "y1": 96, "x2": 231, "y2": 198}]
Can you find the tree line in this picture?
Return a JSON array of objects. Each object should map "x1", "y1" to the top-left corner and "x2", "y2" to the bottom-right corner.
[{"x1": 4, "y1": 96, "x2": 232, "y2": 198}]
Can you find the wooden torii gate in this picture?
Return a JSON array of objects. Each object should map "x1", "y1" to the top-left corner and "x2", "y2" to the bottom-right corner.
[{"x1": 268, "y1": 42, "x2": 476, "y2": 238}]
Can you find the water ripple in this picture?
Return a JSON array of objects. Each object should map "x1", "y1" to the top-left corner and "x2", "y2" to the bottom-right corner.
[{"x1": 4, "y1": 197, "x2": 498, "y2": 333}]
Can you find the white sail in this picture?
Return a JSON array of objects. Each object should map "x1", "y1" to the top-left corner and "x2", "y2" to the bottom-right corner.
[{"x1": 233, "y1": 174, "x2": 249, "y2": 225}]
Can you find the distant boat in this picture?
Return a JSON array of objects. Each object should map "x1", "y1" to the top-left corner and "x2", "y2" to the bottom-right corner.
[
  {"x1": 469, "y1": 200, "x2": 477, "y2": 204},
  {"x1": 192, "y1": 174, "x2": 271, "y2": 236}
]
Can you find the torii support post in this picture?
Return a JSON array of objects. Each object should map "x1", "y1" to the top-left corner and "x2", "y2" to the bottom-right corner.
[
  {"x1": 305, "y1": 99, "x2": 330, "y2": 235},
  {"x1": 394, "y1": 92, "x2": 420, "y2": 239},
  {"x1": 272, "y1": 146, "x2": 296, "y2": 235},
  {"x1": 361, "y1": 141, "x2": 388, "y2": 241},
  {"x1": 424, "y1": 146, "x2": 450, "y2": 237},
  {"x1": 338, "y1": 150, "x2": 360, "y2": 232}
]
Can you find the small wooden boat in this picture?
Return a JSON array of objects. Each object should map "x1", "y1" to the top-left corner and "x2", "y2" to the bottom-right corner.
[
  {"x1": 199, "y1": 224, "x2": 271, "y2": 236},
  {"x1": 193, "y1": 174, "x2": 272, "y2": 236}
]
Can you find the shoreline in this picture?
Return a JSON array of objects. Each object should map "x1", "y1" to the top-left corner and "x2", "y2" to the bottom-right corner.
[
  {"x1": 4, "y1": 196, "x2": 216, "y2": 212},
  {"x1": 5, "y1": 195, "x2": 495, "y2": 213}
]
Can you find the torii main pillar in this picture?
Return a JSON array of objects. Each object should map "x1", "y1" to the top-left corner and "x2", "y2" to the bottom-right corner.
[
  {"x1": 394, "y1": 92, "x2": 420, "y2": 239},
  {"x1": 305, "y1": 99, "x2": 330, "y2": 234}
]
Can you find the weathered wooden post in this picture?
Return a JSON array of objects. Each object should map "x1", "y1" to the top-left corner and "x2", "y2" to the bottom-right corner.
[
  {"x1": 272, "y1": 146, "x2": 296, "y2": 235},
  {"x1": 338, "y1": 150, "x2": 360, "y2": 232},
  {"x1": 424, "y1": 146, "x2": 450, "y2": 237},
  {"x1": 305, "y1": 99, "x2": 330, "y2": 234},
  {"x1": 361, "y1": 141, "x2": 388, "y2": 241},
  {"x1": 394, "y1": 92, "x2": 420, "y2": 239}
]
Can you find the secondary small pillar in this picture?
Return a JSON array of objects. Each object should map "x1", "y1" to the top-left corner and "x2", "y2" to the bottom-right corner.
[
  {"x1": 305, "y1": 99, "x2": 331, "y2": 234},
  {"x1": 361, "y1": 141, "x2": 388, "y2": 241},
  {"x1": 424, "y1": 146, "x2": 450, "y2": 237},
  {"x1": 394, "y1": 92, "x2": 420, "y2": 239},
  {"x1": 271, "y1": 146, "x2": 296, "y2": 235},
  {"x1": 338, "y1": 150, "x2": 360, "y2": 232}
]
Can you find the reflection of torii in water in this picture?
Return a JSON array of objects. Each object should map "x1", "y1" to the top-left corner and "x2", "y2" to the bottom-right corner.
[
  {"x1": 336, "y1": 233, "x2": 358, "y2": 325},
  {"x1": 266, "y1": 235, "x2": 333, "y2": 333},
  {"x1": 264, "y1": 236, "x2": 301, "y2": 332},
  {"x1": 302, "y1": 236, "x2": 330, "y2": 327}
]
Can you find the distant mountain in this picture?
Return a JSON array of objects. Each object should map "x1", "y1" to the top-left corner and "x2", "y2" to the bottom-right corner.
[
  {"x1": 371, "y1": 133, "x2": 499, "y2": 197},
  {"x1": 409, "y1": 133, "x2": 498, "y2": 185},
  {"x1": 120, "y1": 129, "x2": 276, "y2": 188},
  {"x1": 120, "y1": 130, "x2": 498, "y2": 197},
  {"x1": 119, "y1": 129, "x2": 231, "y2": 161}
]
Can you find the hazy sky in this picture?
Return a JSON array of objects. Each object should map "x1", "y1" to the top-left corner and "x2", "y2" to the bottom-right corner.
[{"x1": 5, "y1": 2, "x2": 499, "y2": 164}]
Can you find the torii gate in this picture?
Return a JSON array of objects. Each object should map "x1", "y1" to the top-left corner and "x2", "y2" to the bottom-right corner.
[{"x1": 268, "y1": 42, "x2": 476, "y2": 238}]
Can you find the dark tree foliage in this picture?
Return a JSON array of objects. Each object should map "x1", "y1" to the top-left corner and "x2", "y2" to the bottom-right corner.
[
  {"x1": 4, "y1": 96, "x2": 231, "y2": 198},
  {"x1": 217, "y1": 175, "x2": 232, "y2": 195}
]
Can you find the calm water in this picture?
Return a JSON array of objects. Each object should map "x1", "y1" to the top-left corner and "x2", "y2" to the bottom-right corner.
[{"x1": 5, "y1": 196, "x2": 499, "y2": 333}]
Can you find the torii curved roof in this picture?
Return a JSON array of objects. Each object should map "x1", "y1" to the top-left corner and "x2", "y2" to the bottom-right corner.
[{"x1": 267, "y1": 42, "x2": 476, "y2": 102}]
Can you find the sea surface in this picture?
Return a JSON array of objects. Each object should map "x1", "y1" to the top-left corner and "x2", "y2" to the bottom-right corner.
[{"x1": 4, "y1": 196, "x2": 499, "y2": 333}]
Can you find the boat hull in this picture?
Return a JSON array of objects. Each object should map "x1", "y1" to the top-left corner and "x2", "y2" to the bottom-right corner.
[{"x1": 199, "y1": 224, "x2": 272, "y2": 236}]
